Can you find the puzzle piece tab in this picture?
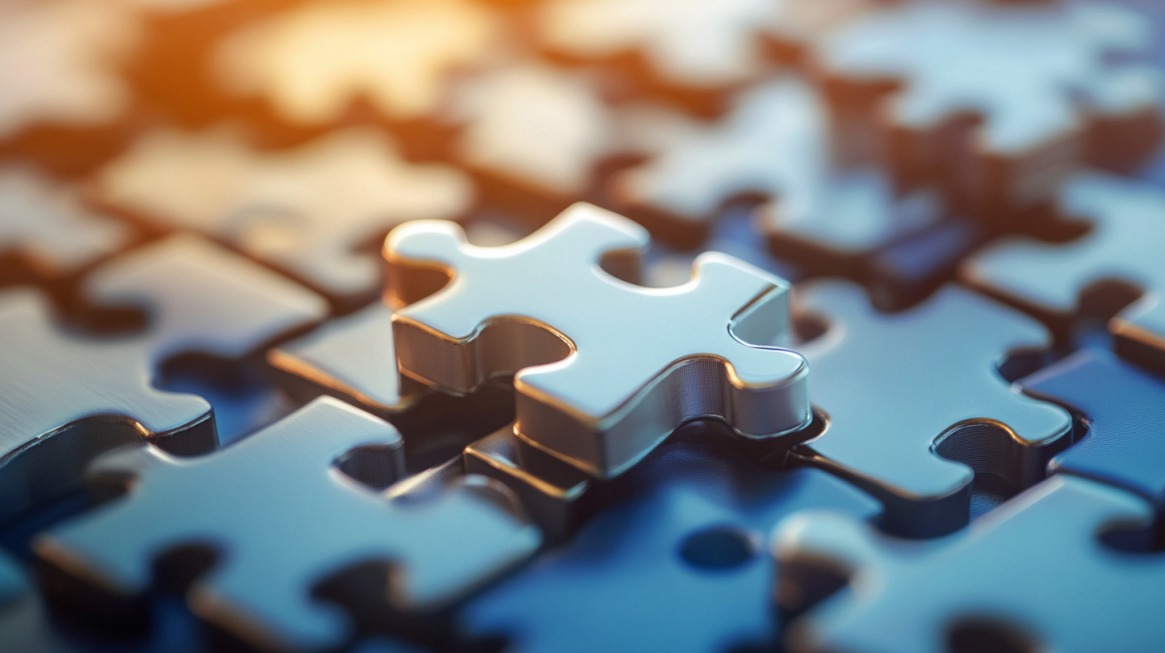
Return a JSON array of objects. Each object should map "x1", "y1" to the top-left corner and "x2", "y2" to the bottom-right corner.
[
  {"x1": 965, "y1": 172, "x2": 1165, "y2": 373},
  {"x1": 95, "y1": 127, "x2": 473, "y2": 306},
  {"x1": 386, "y1": 204, "x2": 810, "y2": 478},
  {"x1": 212, "y1": 0, "x2": 500, "y2": 127},
  {"x1": 0, "y1": 235, "x2": 323, "y2": 523},
  {"x1": 774, "y1": 475, "x2": 1165, "y2": 653},
  {"x1": 0, "y1": 166, "x2": 130, "y2": 280},
  {"x1": 790, "y1": 281, "x2": 1072, "y2": 536},
  {"x1": 460, "y1": 436, "x2": 879, "y2": 653},
  {"x1": 1020, "y1": 349, "x2": 1165, "y2": 510},
  {"x1": 815, "y1": 0, "x2": 1161, "y2": 210},
  {"x1": 36, "y1": 397, "x2": 541, "y2": 652}
]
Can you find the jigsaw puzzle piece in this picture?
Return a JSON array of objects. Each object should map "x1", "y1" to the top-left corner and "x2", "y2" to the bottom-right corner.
[
  {"x1": 0, "y1": 235, "x2": 324, "y2": 522},
  {"x1": 459, "y1": 436, "x2": 879, "y2": 653},
  {"x1": 1020, "y1": 349, "x2": 1165, "y2": 510},
  {"x1": 965, "y1": 172, "x2": 1165, "y2": 373},
  {"x1": 95, "y1": 127, "x2": 473, "y2": 307},
  {"x1": 0, "y1": 166, "x2": 131, "y2": 281},
  {"x1": 35, "y1": 397, "x2": 541, "y2": 652},
  {"x1": 814, "y1": 0, "x2": 1161, "y2": 212},
  {"x1": 211, "y1": 0, "x2": 501, "y2": 128},
  {"x1": 790, "y1": 281, "x2": 1072, "y2": 537},
  {"x1": 536, "y1": 0, "x2": 867, "y2": 105},
  {"x1": 386, "y1": 204, "x2": 810, "y2": 478},
  {"x1": 0, "y1": 0, "x2": 137, "y2": 139},
  {"x1": 774, "y1": 475, "x2": 1165, "y2": 653}
]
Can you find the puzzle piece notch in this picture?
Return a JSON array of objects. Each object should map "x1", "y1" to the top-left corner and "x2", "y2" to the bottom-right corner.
[
  {"x1": 0, "y1": 166, "x2": 131, "y2": 280},
  {"x1": 386, "y1": 203, "x2": 810, "y2": 478},
  {"x1": 459, "y1": 436, "x2": 880, "y2": 653},
  {"x1": 815, "y1": 0, "x2": 1162, "y2": 210},
  {"x1": 964, "y1": 172, "x2": 1165, "y2": 373},
  {"x1": 212, "y1": 0, "x2": 501, "y2": 126},
  {"x1": 773, "y1": 475, "x2": 1165, "y2": 653},
  {"x1": 95, "y1": 127, "x2": 473, "y2": 306},
  {"x1": 36, "y1": 397, "x2": 541, "y2": 652},
  {"x1": 0, "y1": 236, "x2": 324, "y2": 523},
  {"x1": 1020, "y1": 349, "x2": 1165, "y2": 510},
  {"x1": 789, "y1": 281, "x2": 1073, "y2": 537}
]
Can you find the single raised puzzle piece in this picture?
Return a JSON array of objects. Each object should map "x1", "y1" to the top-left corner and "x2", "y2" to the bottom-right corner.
[
  {"x1": 447, "y1": 62, "x2": 635, "y2": 216},
  {"x1": 965, "y1": 173, "x2": 1165, "y2": 374},
  {"x1": 385, "y1": 203, "x2": 810, "y2": 478},
  {"x1": 0, "y1": 235, "x2": 324, "y2": 523},
  {"x1": 789, "y1": 281, "x2": 1072, "y2": 537},
  {"x1": 95, "y1": 127, "x2": 473, "y2": 306},
  {"x1": 0, "y1": 166, "x2": 130, "y2": 279},
  {"x1": 212, "y1": 0, "x2": 500, "y2": 127},
  {"x1": 609, "y1": 78, "x2": 951, "y2": 257},
  {"x1": 815, "y1": 0, "x2": 1161, "y2": 211},
  {"x1": 537, "y1": 0, "x2": 868, "y2": 97},
  {"x1": 36, "y1": 397, "x2": 541, "y2": 652},
  {"x1": 0, "y1": 0, "x2": 136, "y2": 138},
  {"x1": 459, "y1": 437, "x2": 879, "y2": 653},
  {"x1": 774, "y1": 475, "x2": 1165, "y2": 653},
  {"x1": 1020, "y1": 349, "x2": 1165, "y2": 511}
]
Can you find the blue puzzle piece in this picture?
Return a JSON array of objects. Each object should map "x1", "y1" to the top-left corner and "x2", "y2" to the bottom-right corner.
[
  {"x1": 1021, "y1": 349, "x2": 1165, "y2": 509},
  {"x1": 458, "y1": 435, "x2": 879, "y2": 653}
]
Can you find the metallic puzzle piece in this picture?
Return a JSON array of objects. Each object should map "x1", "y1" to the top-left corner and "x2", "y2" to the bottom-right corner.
[
  {"x1": 1021, "y1": 349, "x2": 1165, "y2": 511},
  {"x1": 773, "y1": 475, "x2": 1165, "y2": 653},
  {"x1": 790, "y1": 280, "x2": 1072, "y2": 536},
  {"x1": 35, "y1": 397, "x2": 541, "y2": 652},
  {"x1": 0, "y1": 235, "x2": 324, "y2": 523},
  {"x1": 385, "y1": 203, "x2": 810, "y2": 478},
  {"x1": 460, "y1": 438, "x2": 879, "y2": 653},
  {"x1": 966, "y1": 172, "x2": 1165, "y2": 373}
]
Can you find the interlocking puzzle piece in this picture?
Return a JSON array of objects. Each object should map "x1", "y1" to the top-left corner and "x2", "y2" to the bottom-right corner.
[
  {"x1": 773, "y1": 475, "x2": 1165, "y2": 653},
  {"x1": 460, "y1": 437, "x2": 879, "y2": 653},
  {"x1": 610, "y1": 78, "x2": 951, "y2": 258},
  {"x1": 463, "y1": 425, "x2": 595, "y2": 543},
  {"x1": 814, "y1": 0, "x2": 1161, "y2": 210},
  {"x1": 35, "y1": 397, "x2": 541, "y2": 652},
  {"x1": 0, "y1": 235, "x2": 324, "y2": 523},
  {"x1": 1020, "y1": 349, "x2": 1165, "y2": 511},
  {"x1": 0, "y1": 0, "x2": 136, "y2": 138},
  {"x1": 536, "y1": 0, "x2": 868, "y2": 97},
  {"x1": 965, "y1": 173, "x2": 1165, "y2": 373},
  {"x1": 385, "y1": 203, "x2": 810, "y2": 478},
  {"x1": 95, "y1": 127, "x2": 473, "y2": 306},
  {"x1": 268, "y1": 303, "x2": 417, "y2": 416},
  {"x1": 0, "y1": 166, "x2": 130, "y2": 279},
  {"x1": 789, "y1": 281, "x2": 1072, "y2": 536},
  {"x1": 212, "y1": 0, "x2": 500, "y2": 126}
]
